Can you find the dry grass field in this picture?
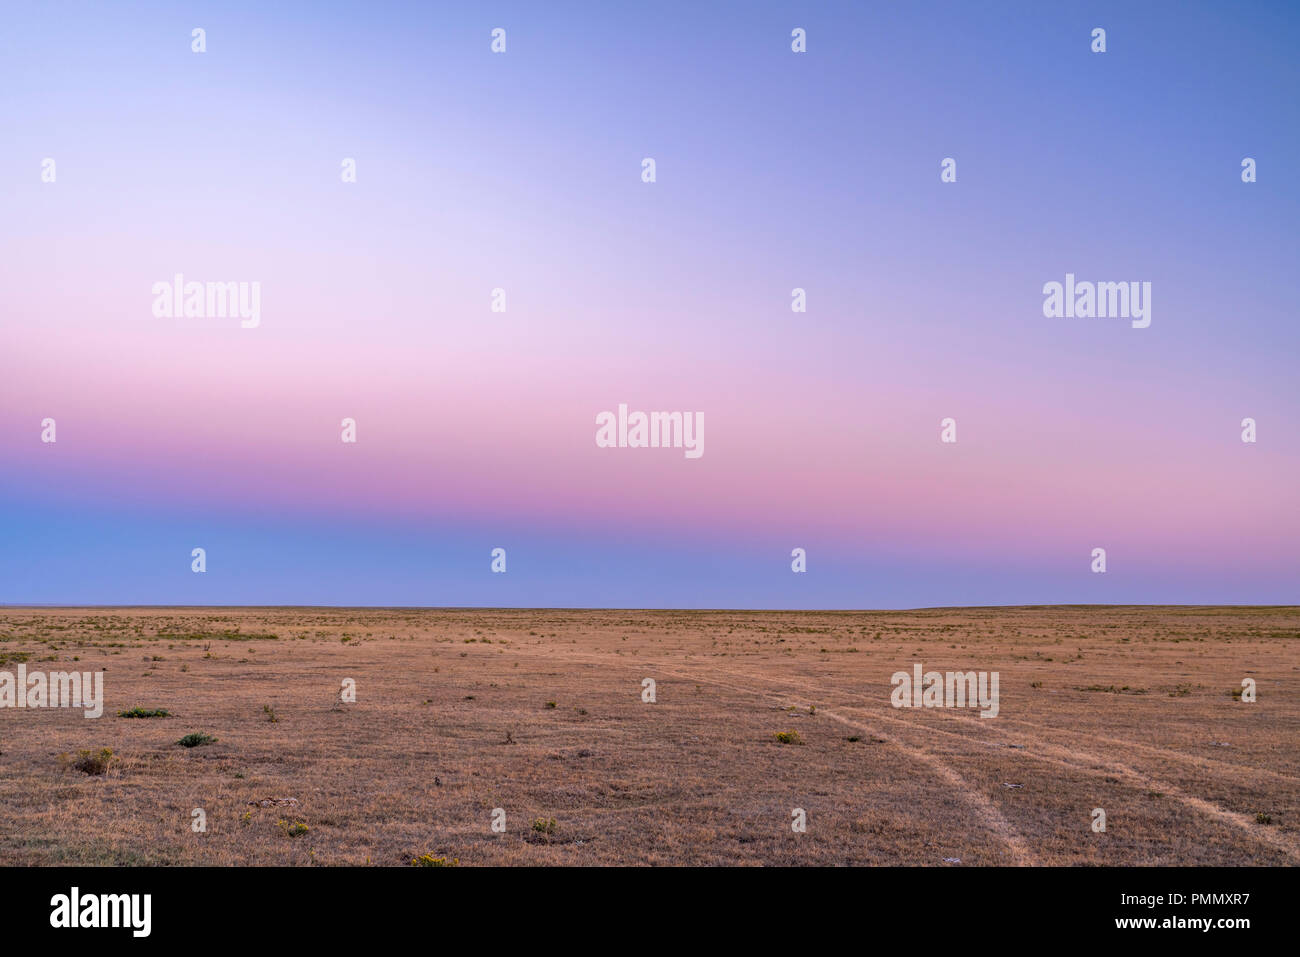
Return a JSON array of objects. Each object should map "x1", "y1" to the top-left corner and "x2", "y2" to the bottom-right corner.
[{"x1": 1, "y1": 606, "x2": 1297, "y2": 866}]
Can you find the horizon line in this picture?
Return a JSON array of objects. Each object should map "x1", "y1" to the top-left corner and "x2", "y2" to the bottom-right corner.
[{"x1": 2, "y1": 603, "x2": 1296, "y2": 612}]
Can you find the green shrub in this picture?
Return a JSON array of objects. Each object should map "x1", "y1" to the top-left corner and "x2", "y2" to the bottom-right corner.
[
  {"x1": 118, "y1": 707, "x2": 170, "y2": 718},
  {"x1": 410, "y1": 853, "x2": 458, "y2": 866},
  {"x1": 177, "y1": 732, "x2": 217, "y2": 748},
  {"x1": 71, "y1": 748, "x2": 115, "y2": 775}
]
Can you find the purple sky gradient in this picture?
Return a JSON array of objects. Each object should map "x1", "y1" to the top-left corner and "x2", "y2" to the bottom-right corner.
[{"x1": 2, "y1": 1, "x2": 1297, "y2": 606}]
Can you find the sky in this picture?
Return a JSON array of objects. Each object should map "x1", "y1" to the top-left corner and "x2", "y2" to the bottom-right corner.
[{"x1": 1, "y1": 1, "x2": 1297, "y2": 607}]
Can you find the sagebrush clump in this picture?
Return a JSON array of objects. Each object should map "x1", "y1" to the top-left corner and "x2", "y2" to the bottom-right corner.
[
  {"x1": 177, "y1": 732, "x2": 217, "y2": 748},
  {"x1": 68, "y1": 748, "x2": 115, "y2": 775},
  {"x1": 118, "y1": 707, "x2": 169, "y2": 718},
  {"x1": 410, "y1": 853, "x2": 458, "y2": 866}
]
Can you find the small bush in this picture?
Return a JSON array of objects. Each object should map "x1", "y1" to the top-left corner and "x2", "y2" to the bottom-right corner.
[
  {"x1": 410, "y1": 854, "x2": 458, "y2": 867},
  {"x1": 1256, "y1": 812, "x2": 1273, "y2": 825},
  {"x1": 277, "y1": 819, "x2": 310, "y2": 837},
  {"x1": 262, "y1": 704, "x2": 278, "y2": 723},
  {"x1": 532, "y1": 817, "x2": 557, "y2": 835},
  {"x1": 177, "y1": 732, "x2": 217, "y2": 748},
  {"x1": 774, "y1": 730, "x2": 803, "y2": 745},
  {"x1": 71, "y1": 748, "x2": 114, "y2": 775},
  {"x1": 544, "y1": 701, "x2": 557, "y2": 709},
  {"x1": 118, "y1": 707, "x2": 170, "y2": 719}
]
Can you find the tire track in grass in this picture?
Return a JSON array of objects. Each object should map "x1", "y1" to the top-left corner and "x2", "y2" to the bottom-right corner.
[
  {"x1": 519, "y1": 646, "x2": 1039, "y2": 865},
  {"x1": 707, "y1": 665, "x2": 1300, "y2": 863},
  {"x1": 515, "y1": 644, "x2": 1300, "y2": 862}
]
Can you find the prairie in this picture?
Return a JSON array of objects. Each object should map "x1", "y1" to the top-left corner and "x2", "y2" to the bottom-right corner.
[{"x1": 0, "y1": 606, "x2": 1296, "y2": 866}]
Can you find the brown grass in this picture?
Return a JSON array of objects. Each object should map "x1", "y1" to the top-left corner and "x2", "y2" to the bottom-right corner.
[{"x1": 0, "y1": 605, "x2": 1296, "y2": 865}]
